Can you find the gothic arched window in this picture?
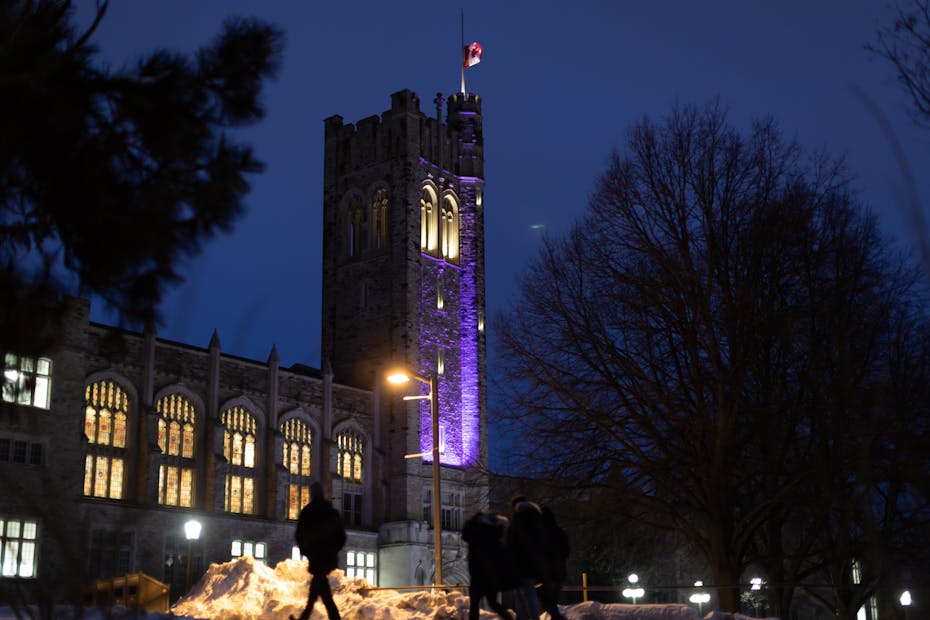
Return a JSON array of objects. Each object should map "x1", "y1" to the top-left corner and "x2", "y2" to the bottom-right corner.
[
  {"x1": 222, "y1": 406, "x2": 257, "y2": 514},
  {"x1": 371, "y1": 188, "x2": 389, "y2": 250},
  {"x1": 420, "y1": 186, "x2": 438, "y2": 255},
  {"x1": 347, "y1": 196, "x2": 365, "y2": 258},
  {"x1": 83, "y1": 380, "x2": 129, "y2": 500},
  {"x1": 156, "y1": 393, "x2": 196, "y2": 507},
  {"x1": 440, "y1": 195, "x2": 459, "y2": 263},
  {"x1": 282, "y1": 417, "x2": 313, "y2": 520},
  {"x1": 336, "y1": 429, "x2": 364, "y2": 484}
]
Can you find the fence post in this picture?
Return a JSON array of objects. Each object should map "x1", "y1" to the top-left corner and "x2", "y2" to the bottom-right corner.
[{"x1": 582, "y1": 573, "x2": 588, "y2": 602}]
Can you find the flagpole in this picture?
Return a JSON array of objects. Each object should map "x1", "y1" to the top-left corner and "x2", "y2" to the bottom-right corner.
[{"x1": 460, "y1": 8, "x2": 466, "y2": 94}]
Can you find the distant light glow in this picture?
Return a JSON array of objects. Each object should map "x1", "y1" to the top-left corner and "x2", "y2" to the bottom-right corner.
[
  {"x1": 628, "y1": 574, "x2": 639, "y2": 584},
  {"x1": 386, "y1": 372, "x2": 411, "y2": 384},
  {"x1": 184, "y1": 519, "x2": 202, "y2": 541},
  {"x1": 900, "y1": 590, "x2": 912, "y2": 606},
  {"x1": 689, "y1": 593, "x2": 710, "y2": 604},
  {"x1": 530, "y1": 224, "x2": 545, "y2": 230},
  {"x1": 750, "y1": 577, "x2": 762, "y2": 591}
]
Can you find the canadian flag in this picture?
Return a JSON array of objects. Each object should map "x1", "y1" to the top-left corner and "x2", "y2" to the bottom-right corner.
[{"x1": 463, "y1": 41, "x2": 483, "y2": 67}]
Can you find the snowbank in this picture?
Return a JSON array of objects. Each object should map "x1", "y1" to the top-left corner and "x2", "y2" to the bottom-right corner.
[
  {"x1": 170, "y1": 557, "x2": 773, "y2": 620},
  {"x1": 0, "y1": 557, "x2": 776, "y2": 620}
]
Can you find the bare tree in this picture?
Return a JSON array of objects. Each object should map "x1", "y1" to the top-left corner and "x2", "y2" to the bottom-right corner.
[
  {"x1": 495, "y1": 102, "x2": 930, "y2": 614},
  {"x1": 871, "y1": 0, "x2": 930, "y2": 128}
]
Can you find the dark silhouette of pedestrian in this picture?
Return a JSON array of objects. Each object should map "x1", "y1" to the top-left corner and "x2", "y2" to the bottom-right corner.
[
  {"x1": 462, "y1": 512, "x2": 520, "y2": 620},
  {"x1": 291, "y1": 482, "x2": 346, "y2": 620},
  {"x1": 507, "y1": 496, "x2": 546, "y2": 620},
  {"x1": 538, "y1": 506, "x2": 568, "y2": 620}
]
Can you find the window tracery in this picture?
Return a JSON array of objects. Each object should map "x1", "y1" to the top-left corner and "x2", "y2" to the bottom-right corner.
[
  {"x1": 83, "y1": 380, "x2": 129, "y2": 500},
  {"x1": 283, "y1": 417, "x2": 313, "y2": 519},
  {"x1": 222, "y1": 406, "x2": 257, "y2": 514},
  {"x1": 156, "y1": 393, "x2": 196, "y2": 507}
]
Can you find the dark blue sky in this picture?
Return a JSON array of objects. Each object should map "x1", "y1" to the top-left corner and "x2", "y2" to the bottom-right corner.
[{"x1": 83, "y1": 1, "x2": 929, "y2": 373}]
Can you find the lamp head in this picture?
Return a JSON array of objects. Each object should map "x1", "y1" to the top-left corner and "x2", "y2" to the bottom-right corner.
[
  {"x1": 386, "y1": 371, "x2": 411, "y2": 384},
  {"x1": 184, "y1": 519, "x2": 202, "y2": 541}
]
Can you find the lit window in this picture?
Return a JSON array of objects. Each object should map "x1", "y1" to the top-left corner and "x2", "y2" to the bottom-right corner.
[
  {"x1": 222, "y1": 406, "x2": 257, "y2": 514},
  {"x1": 2, "y1": 354, "x2": 52, "y2": 409},
  {"x1": 371, "y1": 188, "x2": 389, "y2": 250},
  {"x1": 420, "y1": 186, "x2": 438, "y2": 255},
  {"x1": 282, "y1": 418, "x2": 313, "y2": 520},
  {"x1": 230, "y1": 539, "x2": 266, "y2": 565},
  {"x1": 83, "y1": 381, "x2": 129, "y2": 500},
  {"x1": 345, "y1": 549, "x2": 376, "y2": 584},
  {"x1": 336, "y1": 429, "x2": 363, "y2": 483},
  {"x1": 0, "y1": 518, "x2": 38, "y2": 578},
  {"x1": 440, "y1": 195, "x2": 459, "y2": 263},
  {"x1": 156, "y1": 394, "x2": 196, "y2": 507}
]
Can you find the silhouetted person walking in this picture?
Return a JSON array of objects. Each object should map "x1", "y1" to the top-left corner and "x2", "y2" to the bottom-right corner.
[
  {"x1": 538, "y1": 506, "x2": 568, "y2": 620},
  {"x1": 507, "y1": 497, "x2": 545, "y2": 620},
  {"x1": 291, "y1": 482, "x2": 346, "y2": 620},
  {"x1": 463, "y1": 512, "x2": 519, "y2": 620}
]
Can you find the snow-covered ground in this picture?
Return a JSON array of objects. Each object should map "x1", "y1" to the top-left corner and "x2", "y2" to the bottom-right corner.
[{"x1": 0, "y1": 556, "x2": 777, "y2": 620}]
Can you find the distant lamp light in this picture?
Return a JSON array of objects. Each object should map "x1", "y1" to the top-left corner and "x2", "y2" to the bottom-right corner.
[
  {"x1": 622, "y1": 574, "x2": 644, "y2": 605},
  {"x1": 183, "y1": 519, "x2": 202, "y2": 594},
  {"x1": 901, "y1": 590, "x2": 912, "y2": 606},
  {"x1": 386, "y1": 372, "x2": 411, "y2": 384},
  {"x1": 751, "y1": 577, "x2": 763, "y2": 591},
  {"x1": 184, "y1": 519, "x2": 201, "y2": 541},
  {"x1": 689, "y1": 580, "x2": 710, "y2": 614}
]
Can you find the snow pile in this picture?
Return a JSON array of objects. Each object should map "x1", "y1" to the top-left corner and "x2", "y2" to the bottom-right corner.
[
  {"x1": 168, "y1": 557, "x2": 774, "y2": 620},
  {"x1": 564, "y1": 601, "x2": 699, "y2": 619}
]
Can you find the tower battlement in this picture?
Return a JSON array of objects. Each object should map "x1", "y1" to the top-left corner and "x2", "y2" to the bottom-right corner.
[{"x1": 324, "y1": 89, "x2": 483, "y2": 179}]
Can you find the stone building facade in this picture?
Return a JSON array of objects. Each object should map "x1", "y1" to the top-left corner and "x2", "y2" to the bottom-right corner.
[{"x1": 0, "y1": 89, "x2": 488, "y2": 600}]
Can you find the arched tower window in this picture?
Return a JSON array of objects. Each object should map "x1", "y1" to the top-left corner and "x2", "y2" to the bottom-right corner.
[
  {"x1": 347, "y1": 195, "x2": 365, "y2": 258},
  {"x1": 156, "y1": 393, "x2": 196, "y2": 507},
  {"x1": 441, "y1": 195, "x2": 459, "y2": 263},
  {"x1": 222, "y1": 406, "x2": 257, "y2": 514},
  {"x1": 336, "y1": 429, "x2": 364, "y2": 483},
  {"x1": 420, "y1": 186, "x2": 438, "y2": 255},
  {"x1": 371, "y1": 188, "x2": 389, "y2": 250},
  {"x1": 282, "y1": 417, "x2": 313, "y2": 520},
  {"x1": 83, "y1": 380, "x2": 129, "y2": 500}
]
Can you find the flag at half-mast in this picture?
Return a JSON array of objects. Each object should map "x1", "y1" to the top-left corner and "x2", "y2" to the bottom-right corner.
[{"x1": 463, "y1": 41, "x2": 483, "y2": 67}]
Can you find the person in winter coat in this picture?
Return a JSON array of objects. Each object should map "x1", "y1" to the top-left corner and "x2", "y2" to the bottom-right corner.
[
  {"x1": 538, "y1": 506, "x2": 568, "y2": 620},
  {"x1": 291, "y1": 482, "x2": 346, "y2": 620},
  {"x1": 462, "y1": 512, "x2": 519, "y2": 620},
  {"x1": 506, "y1": 497, "x2": 546, "y2": 620}
]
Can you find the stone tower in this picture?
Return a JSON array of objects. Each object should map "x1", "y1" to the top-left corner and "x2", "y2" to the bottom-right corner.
[{"x1": 321, "y1": 90, "x2": 488, "y2": 585}]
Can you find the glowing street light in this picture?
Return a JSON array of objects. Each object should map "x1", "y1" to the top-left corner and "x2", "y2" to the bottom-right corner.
[
  {"x1": 184, "y1": 519, "x2": 202, "y2": 593},
  {"x1": 386, "y1": 369, "x2": 442, "y2": 586},
  {"x1": 622, "y1": 573, "x2": 645, "y2": 605},
  {"x1": 689, "y1": 580, "x2": 710, "y2": 615},
  {"x1": 901, "y1": 590, "x2": 913, "y2": 619}
]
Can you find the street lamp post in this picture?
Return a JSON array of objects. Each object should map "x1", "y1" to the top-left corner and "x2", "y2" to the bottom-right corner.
[
  {"x1": 689, "y1": 580, "x2": 710, "y2": 615},
  {"x1": 387, "y1": 370, "x2": 442, "y2": 586},
  {"x1": 622, "y1": 573, "x2": 644, "y2": 605},
  {"x1": 184, "y1": 519, "x2": 202, "y2": 593},
  {"x1": 901, "y1": 590, "x2": 912, "y2": 620}
]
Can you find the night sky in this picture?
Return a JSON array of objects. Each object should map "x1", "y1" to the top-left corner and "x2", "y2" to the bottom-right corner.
[{"x1": 82, "y1": 2, "x2": 929, "y2": 376}]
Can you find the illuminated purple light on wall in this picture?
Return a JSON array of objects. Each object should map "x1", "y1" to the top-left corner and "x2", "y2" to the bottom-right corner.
[{"x1": 418, "y1": 190, "x2": 481, "y2": 467}]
